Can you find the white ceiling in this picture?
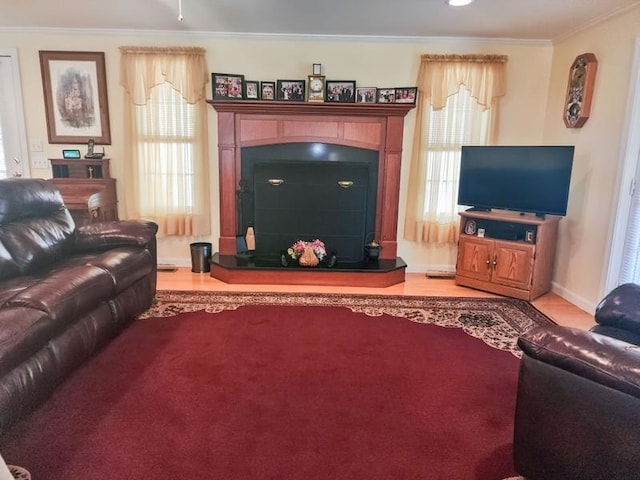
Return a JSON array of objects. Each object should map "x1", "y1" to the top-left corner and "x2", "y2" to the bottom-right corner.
[{"x1": 1, "y1": 0, "x2": 639, "y2": 40}]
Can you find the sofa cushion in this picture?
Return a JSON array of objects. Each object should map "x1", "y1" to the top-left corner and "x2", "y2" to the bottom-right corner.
[
  {"x1": 0, "y1": 307, "x2": 50, "y2": 377},
  {"x1": 86, "y1": 247, "x2": 154, "y2": 293},
  {"x1": 0, "y1": 179, "x2": 75, "y2": 281},
  {"x1": 6, "y1": 265, "x2": 114, "y2": 328},
  {"x1": 0, "y1": 274, "x2": 41, "y2": 306},
  {"x1": 595, "y1": 283, "x2": 640, "y2": 335}
]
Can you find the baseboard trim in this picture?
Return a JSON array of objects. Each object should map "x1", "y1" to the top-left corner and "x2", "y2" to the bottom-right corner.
[{"x1": 551, "y1": 282, "x2": 596, "y2": 314}]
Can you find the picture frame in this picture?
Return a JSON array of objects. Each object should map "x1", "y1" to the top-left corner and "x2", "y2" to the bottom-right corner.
[
  {"x1": 276, "y1": 80, "x2": 306, "y2": 101},
  {"x1": 355, "y1": 87, "x2": 377, "y2": 103},
  {"x1": 377, "y1": 88, "x2": 396, "y2": 103},
  {"x1": 244, "y1": 80, "x2": 259, "y2": 100},
  {"x1": 39, "y1": 51, "x2": 111, "y2": 145},
  {"x1": 260, "y1": 81, "x2": 276, "y2": 101},
  {"x1": 212, "y1": 73, "x2": 245, "y2": 100},
  {"x1": 313, "y1": 63, "x2": 322, "y2": 75},
  {"x1": 62, "y1": 149, "x2": 81, "y2": 159},
  {"x1": 395, "y1": 87, "x2": 418, "y2": 104},
  {"x1": 326, "y1": 80, "x2": 356, "y2": 103}
]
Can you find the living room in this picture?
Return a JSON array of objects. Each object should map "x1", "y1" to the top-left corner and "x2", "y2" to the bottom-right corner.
[
  {"x1": 2, "y1": 2, "x2": 640, "y2": 479},
  {"x1": 1, "y1": 2, "x2": 639, "y2": 314}
]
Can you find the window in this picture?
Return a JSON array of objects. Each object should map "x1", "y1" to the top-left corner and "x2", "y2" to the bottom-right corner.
[
  {"x1": 120, "y1": 46, "x2": 210, "y2": 237},
  {"x1": 134, "y1": 83, "x2": 197, "y2": 213},
  {"x1": 404, "y1": 54, "x2": 507, "y2": 244},
  {"x1": 422, "y1": 88, "x2": 491, "y2": 225}
]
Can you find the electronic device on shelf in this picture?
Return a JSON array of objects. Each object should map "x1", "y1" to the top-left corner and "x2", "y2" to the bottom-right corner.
[
  {"x1": 85, "y1": 139, "x2": 105, "y2": 159},
  {"x1": 457, "y1": 145, "x2": 575, "y2": 217}
]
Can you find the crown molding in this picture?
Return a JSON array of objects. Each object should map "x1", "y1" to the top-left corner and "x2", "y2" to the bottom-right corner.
[
  {"x1": 0, "y1": 26, "x2": 551, "y2": 46},
  {"x1": 552, "y1": 2, "x2": 640, "y2": 43}
]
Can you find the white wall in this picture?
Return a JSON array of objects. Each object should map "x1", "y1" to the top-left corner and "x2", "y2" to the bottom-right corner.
[
  {"x1": 542, "y1": 6, "x2": 640, "y2": 311},
  {"x1": 0, "y1": 29, "x2": 554, "y2": 270}
]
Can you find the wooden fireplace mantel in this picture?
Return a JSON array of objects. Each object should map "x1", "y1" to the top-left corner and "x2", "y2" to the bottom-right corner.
[
  {"x1": 209, "y1": 100, "x2": 415, "y2": 117},
  {"x1": 208, "y1": 100, "x2": 415, "y2": 256}
]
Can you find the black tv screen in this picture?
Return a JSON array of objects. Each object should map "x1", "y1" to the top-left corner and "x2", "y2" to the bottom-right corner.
[{"x1": 457, "y1": 145, "x2": 574, "y2": 216}]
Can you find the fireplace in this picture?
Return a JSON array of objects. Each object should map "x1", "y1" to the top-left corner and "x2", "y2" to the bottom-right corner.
[
  {"x1": 208, "y1": 100, "x2": 415, "y2": 286},
  {"x1": 240, "y1": 142, "x2": 378, "y2": 264}
]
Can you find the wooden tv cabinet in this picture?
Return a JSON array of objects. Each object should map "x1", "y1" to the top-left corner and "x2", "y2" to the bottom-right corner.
[{"x1": 455, "y1": 210, "x2": 560, "y2": 301}]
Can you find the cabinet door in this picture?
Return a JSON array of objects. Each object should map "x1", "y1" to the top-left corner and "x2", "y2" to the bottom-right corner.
[
  {"x1": 491, "y1": 240, "x2": 534, "y2": 289},
  {"x1": 457, "y1": 236, "x2": 492, "y2": 281}
]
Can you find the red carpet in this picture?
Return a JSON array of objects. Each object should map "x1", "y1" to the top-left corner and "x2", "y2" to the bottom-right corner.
[{"x1": 1, "y1": 304, "x2": 522, "y2": 479}]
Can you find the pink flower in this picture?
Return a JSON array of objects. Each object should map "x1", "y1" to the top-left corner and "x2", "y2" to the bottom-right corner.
[{"x1": 287, "y1": 238, "x2": 327, "y2": 261}]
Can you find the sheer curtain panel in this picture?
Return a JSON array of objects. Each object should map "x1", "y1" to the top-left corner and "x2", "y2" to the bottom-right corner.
[
  {"x1": 120, "y1": 46, "x2": 210, "y2": 236},
  {"x1": 404, "y1": 54, "x2": 507, "y2": 244}
]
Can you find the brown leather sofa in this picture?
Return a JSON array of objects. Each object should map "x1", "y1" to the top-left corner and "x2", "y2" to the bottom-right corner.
[
  {"x1": 0, "y1": 178, "x2": 158, "y2": 435},
  {"x1": 513, "y1": 283, "x2": 640, "y2": 480}
]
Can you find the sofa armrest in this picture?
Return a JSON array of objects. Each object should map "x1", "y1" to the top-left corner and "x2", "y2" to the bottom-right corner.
[
  {"x1": 74, "y1": 220, "x2": 158, "y2": 251},
  {"x1": 518, "y1": 325, "x2": 640, "y2": 400}
]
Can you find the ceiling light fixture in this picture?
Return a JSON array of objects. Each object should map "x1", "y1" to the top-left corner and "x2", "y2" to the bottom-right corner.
[
  {"x1": 447, "y1": 0, "x2": 474, "y2": 6},
  {"x1": 178, "y1": 0, "x2": 184, "y2": 21}
]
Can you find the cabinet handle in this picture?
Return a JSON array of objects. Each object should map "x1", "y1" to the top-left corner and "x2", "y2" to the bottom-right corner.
[
  {"x1": 338, "y1": 180, "x2": 354, "y2": 188},
  {"x1": 492, "y1": 255, "x2": 497, "y2": 267},
  {"x1": 268, "y1": 178, "x2": 284, "y2": 186},
  {"x1": 485, "y1": 258, "x2": 491, "y2": 265}
]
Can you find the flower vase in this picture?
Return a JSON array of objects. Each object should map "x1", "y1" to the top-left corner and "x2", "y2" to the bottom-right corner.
[{"x1": 298, "y1": 245, "x2": 319, "y2": 267}]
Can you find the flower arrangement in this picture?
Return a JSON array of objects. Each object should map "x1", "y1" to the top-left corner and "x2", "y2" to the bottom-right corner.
[{"x1": 287, "y1": 239, "x2": 327, "y2": 261}]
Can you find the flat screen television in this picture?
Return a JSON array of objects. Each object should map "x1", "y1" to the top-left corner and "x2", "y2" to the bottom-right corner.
[{"x1": 457, "y1": 145, "x2": 575, "y2": 216}]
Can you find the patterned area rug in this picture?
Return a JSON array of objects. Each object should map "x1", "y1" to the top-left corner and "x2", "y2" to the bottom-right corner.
[{"x1": 143, "y1": 291, "x2": 555, "y2": 357}]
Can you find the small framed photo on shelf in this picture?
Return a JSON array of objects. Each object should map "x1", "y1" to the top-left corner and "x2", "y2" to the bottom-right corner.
[
  {"x1": 377, "y1": 88, "x2": 396, "y2": 103},
  {"x1": 313, "y1": 63, "x2": 322, "y2": 75},
  {"x1": 355, "y1": 87, "x2": 377, "y2": 103},
  {"x1": 260, "y1": 81, "x2": 276, "y2": 100},
  {"x1": 326, "y1": 80, "x2": 356, "y2": 102},
  {"x1": 276, "y1": 80, "x2": 306, "y2": 101},
  {"x1": 395, "y1": 87, "x2": 418, "y2": 104},
  {"x1": 212, "y1": 73, "x2": 244, "y2": 100},
  {"x1": 244, "y1": 80, "x2": 259, "y2": 100}
]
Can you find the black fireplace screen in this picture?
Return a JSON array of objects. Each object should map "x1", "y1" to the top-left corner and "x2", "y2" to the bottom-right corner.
[{"x1": 240, "y1": 143, "x2": 378, "y2": 264}]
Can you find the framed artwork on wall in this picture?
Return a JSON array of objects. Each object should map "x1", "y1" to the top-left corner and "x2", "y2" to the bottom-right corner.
[{"x1": 39, "y1": 51, "x2": 111, "y2": 145}]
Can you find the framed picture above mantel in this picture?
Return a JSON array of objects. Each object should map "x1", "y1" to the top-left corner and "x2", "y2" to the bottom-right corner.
[{"x1": 39, "y1": 51, "x2": 111, "y2": 145}]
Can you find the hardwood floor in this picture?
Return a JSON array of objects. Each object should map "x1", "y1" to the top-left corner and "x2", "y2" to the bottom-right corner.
[{"x1": 157, "y1": 268, "x2": 595, "y2": 330}]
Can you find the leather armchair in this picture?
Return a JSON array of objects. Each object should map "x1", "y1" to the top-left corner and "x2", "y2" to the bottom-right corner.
[{"x1": 513, "y1": 286, "x2": 640, "y2": 480}]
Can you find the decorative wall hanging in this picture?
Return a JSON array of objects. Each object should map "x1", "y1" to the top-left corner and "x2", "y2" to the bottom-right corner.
[
  {"x1": 563, "y1": 53, "x2": 598, "y2": 128},
  {"x1": 39, "y1": 51, "x2": 111, "y2": 144}
]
